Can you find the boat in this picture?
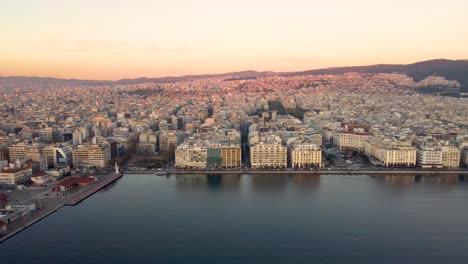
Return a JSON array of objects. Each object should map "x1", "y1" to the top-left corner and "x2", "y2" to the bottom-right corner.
[{"x1": 155, "y1": 169, "x2": 167, "y2": 176}]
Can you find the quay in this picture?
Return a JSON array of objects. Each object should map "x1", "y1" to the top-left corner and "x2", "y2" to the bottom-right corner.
[
  {"x1": 125, "y1": 169, "x2": 468, "y2": 175},
  {"x1": 67, "y1": 173, "x2": 123, "y2": 206},
  {"x1": 0, "y1": 172, "x2": 123, "y2": 243},
  {"x1": 0, "y1": 203, "x2": 64, "y2": 244}
]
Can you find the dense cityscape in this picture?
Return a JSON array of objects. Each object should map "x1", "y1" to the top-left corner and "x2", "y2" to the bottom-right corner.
[
  {"x1": 0, "y1": 68, "x2": 468, "y2": 243},
  {"x1": 0, "y1": 70, "x2": 468, "y2": 239}
]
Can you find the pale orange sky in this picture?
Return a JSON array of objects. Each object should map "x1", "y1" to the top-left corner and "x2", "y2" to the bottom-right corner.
[{"x1": 1, "y1": 0, "x2": 468, "y2": 80}]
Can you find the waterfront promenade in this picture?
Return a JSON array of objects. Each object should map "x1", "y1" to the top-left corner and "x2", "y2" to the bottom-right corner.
[
  {"x1": 125, "y1": 168, "x2": 468, "y2": 175},
  {"x1": 0, "y1": 172, "x2": 123, "y2": 244}
]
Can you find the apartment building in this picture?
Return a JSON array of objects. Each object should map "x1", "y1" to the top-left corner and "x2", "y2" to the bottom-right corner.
[
  {"x1": 0, "y1": 167, "x2": 33, "y2": 187},
  {"x1": 8, "y1": 143, "x2": 27, "y2": 161},
  {"x1": 334, "y1": 123, "x2": 370, "y2": 152},
  {"x1": 441, "y1": 143, "x2": 460, "y2": 168},
  {"x1": 250, "y1": 143, "x2": 287, "y2": 169},
  {"x1": 0, "y1": 146, "x2": 8, "y2": 161},
  {"x1": 137, "y1": 131, "x2": 157, "y2": 153},
  {"x1": 73, "y1": 143, "x2": 111, "y2": 168},
  {"x1": 416, "y1": 139, "x2": 443, "y2": 168},
  {"x1": 159, "y1": 131, "x2": 183, "y2": 152},
  {"x1": 175, "y1": 141, "x2": 241, "y2": 169},
  {"x1": 365, "y1": 138, "x2": 417, "y2": 167},
  {"x1": 221, "y1": 145, "x2": 242, "y2": 168},
  {"x1": 291, "y1": 143, "x2": 322, "y2": 168},
  {"x1": 175, "y1": 144, "x2": 208, "y2": 169}
]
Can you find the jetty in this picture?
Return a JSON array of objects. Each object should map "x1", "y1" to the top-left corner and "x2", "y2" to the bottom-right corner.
[
  {"x1": 67, "y1": 172, "x2": 123, "y2": 206},
  {"x1": 0, "y1": 163, "x2": 124, "y2": 243}
]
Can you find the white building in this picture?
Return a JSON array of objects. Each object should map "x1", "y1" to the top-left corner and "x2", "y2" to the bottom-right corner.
[
  {"x1": 365, "y1": 137, "x2": 417, "y2": 167},
  {"x1": 251, "y1": 142, "x2": 287, "y2": 169},
  {"x1": 417, "y1": 140, "x2": 443, "y2": 168},
  {"x1": 291, "y1": 143, "x2": 322, "y2": 168}
]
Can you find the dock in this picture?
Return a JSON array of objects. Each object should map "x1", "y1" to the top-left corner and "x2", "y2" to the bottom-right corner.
[
  {"x1": 1, "y1": 172, "x2": 123, "y2": 243},
  {"x1": 67, "y1": 173, "x2": 123, "y2": 206},
  {"x1": 0, "y1": 203, "x2": 64, "y2": 244}
]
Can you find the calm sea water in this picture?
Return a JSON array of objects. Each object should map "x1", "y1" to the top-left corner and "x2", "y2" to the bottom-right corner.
[{"x1": 2, "y1": 174, "x2": 468, "y2": 264}]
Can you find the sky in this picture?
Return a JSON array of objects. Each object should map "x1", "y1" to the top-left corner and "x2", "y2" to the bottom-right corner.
[{"x1": 1, "y1": 0, "x2": 468, "y2": 80}]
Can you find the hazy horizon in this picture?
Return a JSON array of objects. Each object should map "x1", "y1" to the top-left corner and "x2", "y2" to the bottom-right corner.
[
  {"x1": 1, "y1": 58, "x2": 467, "y2": 81},
  {"x1": 2, "y1": 0, "x2": 468, "y2": 80}
]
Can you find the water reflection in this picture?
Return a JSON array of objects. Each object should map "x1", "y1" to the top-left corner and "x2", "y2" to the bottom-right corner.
[
  {"x1": 219, "y1": 174, "x2": 242, "y2": 190},
  {"x1": 175, "y1": 175, "x2": 207, "y2": 191},
  {"x1": 371, "y1": 174, "x2": 467, "y2": 188},
  {"x1": 250, "y1": 174, "x2": 288, "y2": 192},
  {"x1": 175, "y1": 174, "x2": 241, "y2": 191},
  {"x1": 461, "y1": 175, "x2": 467, "y2": 183},
  {"x1": 422, "y1": 174, "x2": 459, "y2": 185},
  {"x1": 372, "y1": 174, "x2": 416, "y2": 186},
  {"x1": 290, "y1": 174, "x2": 321, "y2": 191},
  {"x1": 173, "y1": 173, "x2": 467, "y2": 193},
  {"x1": 175, "y1": 174, "x2": 322, "y2": 193}
]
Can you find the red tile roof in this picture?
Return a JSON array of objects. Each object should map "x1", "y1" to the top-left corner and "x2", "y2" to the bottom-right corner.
[
  {"x1": 53, "y1": 176, "x2": 96, "y2": 188},
  {"x1": 32, "y1": 171, "x2": 48, "y2": 177}
]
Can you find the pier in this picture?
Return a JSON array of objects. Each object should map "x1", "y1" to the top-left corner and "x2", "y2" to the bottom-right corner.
[
  {"x1": 67, "y1": 173, "x2": 123, "y2": 206},
  {"x1": 0, "y1": 172, "x2": 123, "y2": 243}
]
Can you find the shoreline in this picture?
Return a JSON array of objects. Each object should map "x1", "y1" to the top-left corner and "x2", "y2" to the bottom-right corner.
[
  {"x1": 1, "y1": 169, "x2": 466, "y2": 244},
  {"x1": 0, "y1": 203, "x2": 64, "y2": 244},
  {"x1": 0, "y1": 173, "x2": 123, "y2": 244},
  {"x1": 125, "y1": 169, "x2": 468, "y2": 175}
]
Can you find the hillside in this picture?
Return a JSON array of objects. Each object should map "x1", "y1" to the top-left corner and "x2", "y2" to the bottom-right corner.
[{"x1": 1, "y1": 59, "x2": 467, "y2": 94}]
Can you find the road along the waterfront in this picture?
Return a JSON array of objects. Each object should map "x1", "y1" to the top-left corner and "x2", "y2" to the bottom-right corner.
[{"x1": 125, "y1": 169, "x2": 468, "y2": 175}]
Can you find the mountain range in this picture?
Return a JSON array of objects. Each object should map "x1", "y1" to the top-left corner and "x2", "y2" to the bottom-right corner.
[{"x1": 1, "y1": 59, "x2": 467, "y2": 92}]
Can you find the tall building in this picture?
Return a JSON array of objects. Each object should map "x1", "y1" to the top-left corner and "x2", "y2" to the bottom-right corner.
[
  {"x1": 175, "y1": 128, "x2": 242, "y2": 169},
  {"x1": 8, "y1": 143, "x2": 27, "y2": 162},
  {"x1": 221, "y1": 145, "x2": 242, "y2": 168},
  {"x1": 73, "y1": 129, "x2": 83, "y2": 146},
  {"x1": 416, "y1": 138, "x2": 443, "y2": 168},
  {"x1": 25, "y1": 144, "x2": 47, "y2": 171},
  {"x1": 175, "y1": 143, "x2": 208, "y2": 169},
  {"x1": 365, "y1": 137, "x2": 417, "y2": 167},
  {"x1": 53, "y1": 145, "x2": 73, "y2": 168},
  {"x1": 302, "y1": 131, "x2": 323, "y2": 147},
  {"x1": 72, "y1": 126, "x2": 89, "y2": 146},
  {"x1": 334, "y1": 123, "x2": 370, "y2": 152},
  {"x1": 250, "y1": 143, "x2": 287, "y2": 169},
  {"x1": 463, "y1": 148, "x2": 468, "y2": 167},
  {"x1": 0, "y1": 166, "x2": 33, "y2": 188},
  {"x1": 0, "y1": 146, "x2": 9, "y2": 162},
  {"x1": 137, "y1": 131, "x2": 157, "y2": 153},
  {"x1": 159, "y1": 131, "x2": 183, "y2": 152},
  {"x1": 207, "y1": 147, "x2": 222, "y2": 168},
  {"x1": 73, "y1": 143, "x2": 111, "y2": 168},
  {"x1": 43, "y1": 145, "x2": 55, "y2": 168},
  {"x1": 38, "y1": 127, "x2": 54, "y2": 143},
  {"x1": 291, "y1": 143, "x2": 322, "y2": 168},
  {"x1": 441, "y1": 142, "x2": 460, "y2": 168}
]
